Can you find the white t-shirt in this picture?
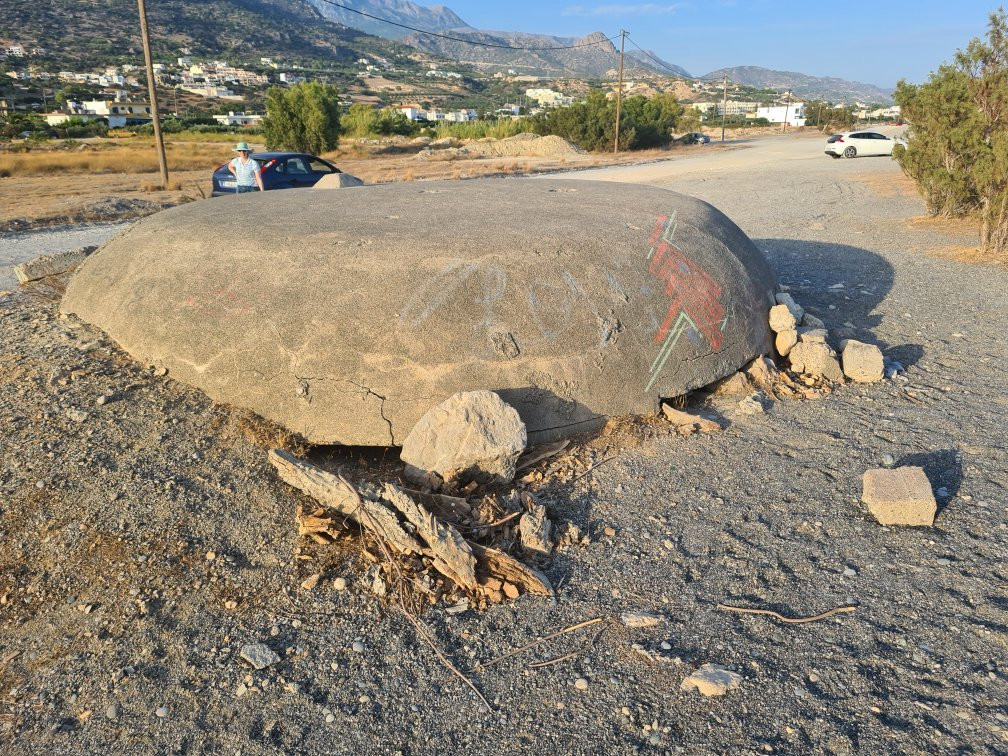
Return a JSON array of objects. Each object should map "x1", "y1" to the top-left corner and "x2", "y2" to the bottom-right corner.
[{"x1": 229, "y1": 156, "x2": 260, "y2": 186}]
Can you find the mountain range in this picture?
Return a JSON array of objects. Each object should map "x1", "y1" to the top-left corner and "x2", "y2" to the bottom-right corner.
[{"x1": 703, "y1": 66, "x2": 893, "y2": 103}]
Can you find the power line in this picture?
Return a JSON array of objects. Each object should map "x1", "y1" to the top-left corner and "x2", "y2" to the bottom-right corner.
[{"x1": 315, "y1": 0, "x2": 621, "y2": 51}]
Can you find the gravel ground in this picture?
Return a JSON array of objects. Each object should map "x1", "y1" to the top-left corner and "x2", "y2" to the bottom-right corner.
[{"x1": 1, "y1": 135, "x2": 1007, "y2": 755}]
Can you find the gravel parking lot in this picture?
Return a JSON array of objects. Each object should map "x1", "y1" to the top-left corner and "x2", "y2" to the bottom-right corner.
[{"x1": 1, "y1": 132, "x2": 1006, "y2": 754}]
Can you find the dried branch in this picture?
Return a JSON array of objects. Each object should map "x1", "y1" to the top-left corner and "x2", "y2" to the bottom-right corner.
[{"x1": 716, "y1": 603, "x2": 857, "y2": 624}]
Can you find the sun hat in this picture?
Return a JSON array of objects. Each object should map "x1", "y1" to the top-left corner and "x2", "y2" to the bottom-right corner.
[{"x1": 232, "y1": 141, "x2": 252, "y2": 152}]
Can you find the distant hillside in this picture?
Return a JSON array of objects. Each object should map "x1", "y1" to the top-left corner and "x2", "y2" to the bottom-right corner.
[
  {"x1": 704, "y1": 66, "x2": 893, "y2": 104},
  {"x1": 306, "y1": 0, "x2": 470, "y2": 38},
  {"x1": 626, "y1": 49, "x2": 691, "y2": 79},
  {"x1": 0, "y1": 0, "x2": 412, "y2": 68}
]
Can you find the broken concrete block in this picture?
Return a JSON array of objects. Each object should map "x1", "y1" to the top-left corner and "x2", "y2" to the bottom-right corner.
[
  {"x1": 312, "y1": 172, "x2": 364, "y2": 189},
  {"x1": 620, "y1": 611, "x2": 665, "y2": 628},
  {"x1": 737, "y1": 391, "x2": 767, "y2": 415},
  {"x1": 775, "y1": 329, "x2": 797, "y2": 357},
  {"x1": 841, "y1": 340, "x2": 885, "y2": 383},
  {"x1": 797, "y1": 327, "x2": 828, "y2": 344},
  {"x1": 15, "y1": 246, "x2": 96, "y2": 284},
  {"x1": 768, "y1": 304, "x2": 797, "y2": 334},
  {"x1": 787, "y1": 342, "x2": 844, "y2": 382},
  {"x1": 775, "y1": 292, "x2": 804, "y2": 322},
  {"x1": 743, "y1": 355, "x2": 778, "y2": 391},
  {"x1": 862, "y1": 466, "x2": 937, "y2": 526},
  {"x1": 519, "y1": 503, "x2": 553, "y2": 557},
  {"x1": 707, "y1": 371, "x2": 752, "y2": 396},
  {"x1": 680, "y1": 663, "x2": 742, "y2": 696},
  {"x1": 401, "y1": 390, "x2": 527, "y2": 484}
]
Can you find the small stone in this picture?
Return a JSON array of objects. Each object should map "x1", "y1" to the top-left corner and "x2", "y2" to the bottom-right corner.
[
  {"x1": 801, "y1": 313, "x2": 825, "y2": 329},
  {"x1": 240, "y1": 642, "x2": 280, "y2": 670},
  {"x1": 708, "y1": 371, "x2": 752, "y2": 396},
  {"x1": 574, "y1": 677, "x2": 589, "y2": 691},
  {"x1": 841, "y1": 340, "x2": 885, "y2": 383},
  {"x1": 743, "y1": 355, "x2": 778, "y2": 390},
  {"x1": 661, "y1": 404, "x2": 721, "y2": 432},
  {"x1": 502, "y1": 582, "x2": 520, "y2": 600},
  {"x1": 300, "y1": 573, "x2": 321, "y2": 591},
  {"x1": 769, "y1": 304, "x2": 797, "y2": 334},
  {"x1": 105, "y1": 704, "x2": 119, "y2": 720},
  {"x1": 325, "y1": 713, "x2": 335, "y2": 723},
  {"x1": 620, "y1": 612, "x2": 664, "y2": 628},
  {"x1": 936, "y1": 487, "x2": 949, "y2": 498},
  {"x1": 96, "y1": 395, "x2": 108, "y2": 406},
  {"x1": 351, "y1": 641, "x2": 365, "y2": 653},
  {"x1": 333, "y1": 577, "x2": 347, "y2": 591},
  {"x1": 843, "y1": 567, "x2": 857, "y2": 577},
  {"x1": 936, "y1": 558, "x2": 951, "y2": 566},
  {"x1": 67, "y1": 408, "x2": 88, "y2": 423},
  {"x1": 775, "y1": 292, "x2": 804, "y2": 321},
  {"x1": 880, "y1": 454, "x2": 895, "y2": 468},
  {"x1": 775, "y1": 329, "x2": 798, "y2": 357},
  {"x1": 205, "y1": 551, "x2": 216, "y2": 561},
  {"x1": 154, "y1": 367, "x2": 168, "y2": 377},
  {"x1": 155, "y1": 706, "x2": 168, "y2": 718},
  {"x1": 861, "y1": 466, "x2": 937, "y2": 526},
  {"x1": 808, "y1": 673, "x2": 820, "y2": 683},
  {"x1": 680, "y1": 663, "x2": 742, "y2": 696},
  {"x1": 797, "y1": 327, "x2": 828, "y2": 344},
  {"x1": 737, "y1": 392, "x2": 766, "y2": 415},
  {"x1": 519, "y1": 503, "x2": 553, "y2": 557},
  {"x1": 603, "y1": 526, "x2": 616, "y2": 537},
  {"x1": 660, "y1": 641, "x2": 672, "y2": 651}
]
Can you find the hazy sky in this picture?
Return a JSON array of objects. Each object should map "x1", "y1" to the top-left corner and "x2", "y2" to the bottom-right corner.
[{"x1": 435, "y1": 1, "x2": 998, "y2": 87}]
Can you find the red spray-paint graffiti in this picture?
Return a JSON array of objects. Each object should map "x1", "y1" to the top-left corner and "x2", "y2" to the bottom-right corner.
[{"x1": 645, "y1": 212, "x2": 726, "y2": 392}]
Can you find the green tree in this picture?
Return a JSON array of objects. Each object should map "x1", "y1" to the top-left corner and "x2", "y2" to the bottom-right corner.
[
  {"x1": 895, "y1": 8, "x2": 1008, "y2": 254},
  {"x1": 677, "y1": 107, "x2": 702, "y2": 133},
  {"x1": 262, "y1": 82, "x2": 341, "y2": 153},
  {"x1": 340, "y1": 102, "x2": 377, "y2": 137}
]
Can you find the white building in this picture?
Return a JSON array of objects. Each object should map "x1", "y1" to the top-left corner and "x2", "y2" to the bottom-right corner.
[
  {"x1": 398, "y1": 106, "x2": 420, "y2": 121},
  {"x1": 279, "y1": 72, "x2": 305, "y2": 85},
  {"x1": 213, "y1": 111, "x2": 263, "y2": 127},
  {"x1": 525, "y1": 88, "x2": 572, "y2": 107},
  {"x1": 756, "y1": 102, "x2": 806, "y2": 127}
]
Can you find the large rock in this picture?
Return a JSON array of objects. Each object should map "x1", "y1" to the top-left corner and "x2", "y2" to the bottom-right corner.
[
  {"x1": 841, "y1": 340, "x2": 884, "y2": 383},
  {"x1": 400, "y1": 390, "x2": 526, "y2": 483},
  {"x1": 61, "y1": 179, "x2": 778, "y2": 446},
  {"x1": 680, "y1": 664, "x2": 742, "y2": 696},
  {"x1": 862, "y1": 466, "x2": 937, "y2": 526}
]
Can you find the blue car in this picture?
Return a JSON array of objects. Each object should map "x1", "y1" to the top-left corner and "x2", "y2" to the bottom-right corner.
[{"x1": 211, "y1": 152, "x2": 343, "y2": 196}]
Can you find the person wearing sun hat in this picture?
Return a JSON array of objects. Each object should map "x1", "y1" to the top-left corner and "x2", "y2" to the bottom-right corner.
[{"x1": 227, "y1": 142, "x2": 264, "y2": 193}]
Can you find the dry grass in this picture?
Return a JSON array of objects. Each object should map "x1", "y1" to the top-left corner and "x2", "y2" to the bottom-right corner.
[
  {"x1": 139, "y1": 177, "x2": 187, "y2": 192},
  {"x1": 923, "y1": 243, "x2": 1008, "y2": 268},
  {"x1": 0, "y1": 140, "x2": 232, "y2": 177},
  {"x1": 854, "y1": 170, "x2": 920, "y2": 198}
]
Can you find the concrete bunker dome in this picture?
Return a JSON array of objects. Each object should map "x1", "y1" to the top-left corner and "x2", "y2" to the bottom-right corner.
[{"x1": 61, "y1": 178, "x2": 778, "y2": 446}]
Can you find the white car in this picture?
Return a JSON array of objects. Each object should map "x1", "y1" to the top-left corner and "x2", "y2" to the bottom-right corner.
[{"x1": 825, "y1": 131, "x2": 907, "y2": 158}]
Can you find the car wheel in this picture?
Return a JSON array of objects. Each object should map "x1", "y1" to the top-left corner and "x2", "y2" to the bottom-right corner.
[{"x1": 843, "y1": 146, "x2": 857, "y2": 158}]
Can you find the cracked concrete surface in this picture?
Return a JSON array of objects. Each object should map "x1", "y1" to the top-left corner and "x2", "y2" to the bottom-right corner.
[{"x1": 61, "y1": 179, "x2": 777, "y2": 445}]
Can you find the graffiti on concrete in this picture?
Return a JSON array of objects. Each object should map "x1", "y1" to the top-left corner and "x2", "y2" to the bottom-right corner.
[{"x1": 645, "y1": 212, "x2": 727, "y2": 392}]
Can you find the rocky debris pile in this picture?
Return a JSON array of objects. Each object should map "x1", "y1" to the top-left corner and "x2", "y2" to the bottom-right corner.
[
  {"x1": 861, "y1": 466, "x2": 937, "y2": 526},
  {"x1": 417, "y1": 133, "x2": 584, "y2": 160},
  {"x1": 401, "y1": 390, "x2": 527, "y2": 485}
]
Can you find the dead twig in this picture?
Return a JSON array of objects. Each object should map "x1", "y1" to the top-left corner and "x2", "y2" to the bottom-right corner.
[
  {"x1": 468, "y1": 616, "x2": 605, "y2": 673},
  {"x1": 527, "y1": 626, "x2": 605, "y2": 669},
  {"x1": 339, "y1": 474, "x2": 493, "y2": 712},
  {"x1": 568, "y1": 455, "x2": 618, "y2": 485},
  {"x1": 716, "y1": 603, "x2": 857, "y2": 624}
]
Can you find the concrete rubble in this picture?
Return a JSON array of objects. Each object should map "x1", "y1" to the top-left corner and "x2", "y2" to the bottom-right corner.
[
  {"x1": 787, "y1": 341, "x2": 845, "y2": 383},
  {"x1": 15, "y1": 245, "x2": 96, "y2": 284},
  {"x1": 400, "y1": 390, "x2": 527, "y2": 485},
  {"x1": 841, "y1": 340, "x2": 885, "y2": 383},
  {"x1": 861, "y1": 466, "x2": 937, "y2": 526},
  {"x1": 518, "y1": 499, "x2": 553, "y2": 557}
]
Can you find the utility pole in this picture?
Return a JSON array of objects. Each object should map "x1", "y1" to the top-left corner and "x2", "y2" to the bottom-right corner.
[
  {"x1": 781, "y1": 89, "x2": 791, "y2": 134},
  {"x1": 137, "y1": 0, "x2": 169, "y2": 187},
  {"x1": 720, "y1": 74, "x2": 728, "y2": 143},
  {"x1": 613, "y1": 29, "x2": 626, "y2": 154}
]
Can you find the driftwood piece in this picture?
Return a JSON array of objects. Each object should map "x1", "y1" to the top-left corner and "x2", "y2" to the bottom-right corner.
[
  {"x1": 516, "y1": 439, "x2": 571, "y2": 471},
  {"x1": 470, "y1": 542, "x2": 553, "y2": 596},
  {"x1": 383, "y1": 483, "x2": 478, "y2": 591},
  {"x1": 269, "y1": 449, "x2": 422, "y2": 555}
]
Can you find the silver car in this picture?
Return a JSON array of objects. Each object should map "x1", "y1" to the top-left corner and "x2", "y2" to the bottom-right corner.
[{"x1": 825, "y1": 130, "x2": 907, "y2": 158}]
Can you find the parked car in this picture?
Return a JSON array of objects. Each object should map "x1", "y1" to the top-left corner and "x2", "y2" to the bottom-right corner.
[
  {"x1": 211, "y1": 152, "x2": 343, "y2": 196},
  {"x1": 824, "y1": 131, "x2": 907, "y2": 159},
  {"x1": 682, "y1": 132, "x2": 711, "y2": 145}
]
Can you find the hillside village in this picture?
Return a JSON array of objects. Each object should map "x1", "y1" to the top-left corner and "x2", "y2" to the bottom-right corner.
[{"x1": 1, "y1": 39, "x2": 900, "y2": 135}]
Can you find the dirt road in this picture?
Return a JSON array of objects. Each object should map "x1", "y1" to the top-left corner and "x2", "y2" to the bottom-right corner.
[{"x1": 1, "y1": 131, "x2": 1006, "y2": 754}]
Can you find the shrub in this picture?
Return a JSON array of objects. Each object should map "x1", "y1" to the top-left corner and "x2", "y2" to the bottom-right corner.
[
  {"x1": 895, "y1": 8, "x2": 1008, "y2": 255},
  {"x1": 262, "y1": 82, "x2": 341, "y2": 153}
]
